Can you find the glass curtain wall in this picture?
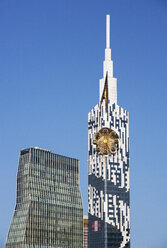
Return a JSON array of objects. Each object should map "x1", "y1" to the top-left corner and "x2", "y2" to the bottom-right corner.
[{"x1": 6, "y1": 147, "x2": 83, "y2": 248}]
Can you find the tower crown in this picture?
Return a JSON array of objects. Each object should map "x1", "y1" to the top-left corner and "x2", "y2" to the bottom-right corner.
[{"x1": 99, "y1": 15, "x2": 117, "y2": 105}]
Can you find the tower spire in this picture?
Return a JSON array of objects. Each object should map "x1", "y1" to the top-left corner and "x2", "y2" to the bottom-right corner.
[
  {"x1": 105, "y1": 15, "x2": 111, "y2": 61},
  {"x1": 99, "y1": 14, "x2": 117, "y2": 105},
  {"x1": 106, "y1": 14, "x2": 110, "y2": 49}
]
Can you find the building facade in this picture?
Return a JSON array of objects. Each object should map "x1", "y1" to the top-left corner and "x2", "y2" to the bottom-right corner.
[
  {"x1": 83, "y1": 215, "x2": 88, "y2": 248},
  {"x1": 6, "y1": 147, "x2": 83, "y2": 248},
  {"x1": 88, "y1": 15, "x2": 130, "y2": 248}
]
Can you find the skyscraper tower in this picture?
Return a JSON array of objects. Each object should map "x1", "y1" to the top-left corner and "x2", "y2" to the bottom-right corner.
[
  {"x1": 88, "y1": 15, "x2": 130, "y2": 248},
  {"x1": 6, "y1": 147, "x2": 83, "y2": 248}
]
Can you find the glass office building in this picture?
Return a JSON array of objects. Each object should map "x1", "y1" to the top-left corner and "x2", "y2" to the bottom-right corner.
[{"x1": 6, "y1": 147, "x2": 83, "y2": 248}]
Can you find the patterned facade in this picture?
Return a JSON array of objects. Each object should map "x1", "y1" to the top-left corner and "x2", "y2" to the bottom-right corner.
[
  {"x1": 6, "y1": 147, "x2": 83, "y2": 248},
  {"x1": 88, "y1": 15, "x2": 130, "y2": 248}
]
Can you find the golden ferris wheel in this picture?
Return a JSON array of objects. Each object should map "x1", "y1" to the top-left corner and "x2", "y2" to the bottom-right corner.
[{"x1": 93, "y1": 127, "x2": 119, "y2": 155}]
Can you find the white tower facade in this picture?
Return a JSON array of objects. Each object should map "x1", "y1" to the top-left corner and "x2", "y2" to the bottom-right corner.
[{"x1": 88, "y1": 15, "x2": 130, "y2": 248}]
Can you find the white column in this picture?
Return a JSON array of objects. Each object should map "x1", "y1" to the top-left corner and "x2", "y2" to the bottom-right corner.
[
  {"x1": 105, "y1": 14, "x2": 111, "y2": 61},
  {"x1": 106, "y1": 14, "x2": 110, "y2": 48}
]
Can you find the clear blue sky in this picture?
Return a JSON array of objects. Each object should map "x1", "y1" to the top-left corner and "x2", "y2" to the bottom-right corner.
[{"x1": 0, "y1": 0, "x2": 167, "y2": 247}]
